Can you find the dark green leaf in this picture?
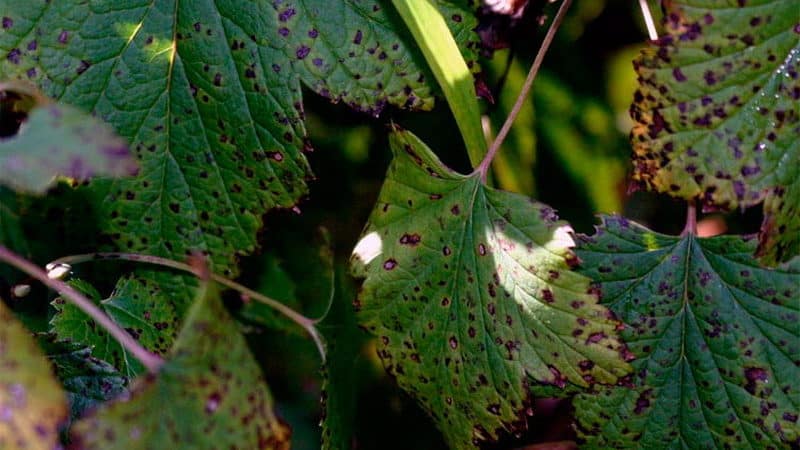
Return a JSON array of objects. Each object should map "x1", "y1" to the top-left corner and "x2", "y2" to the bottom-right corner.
[
  {"x1": 0, "y1": 300, "x2": 67, "y2": 450},
  {"x1": 0, "y1": 100, "x2": 135, "y2": 194},
  {"x1": 71, "y1": 281, "x2": 291, "y2": 449},
  {"x1": 50, "y1": 275, "x2": 179, "y2": 378},
  {"x1": 630, "y1": 0, "x2": 800, "y2": 264},
  {"x1": 574, "y1": 216, "x2": 800, "y2": 448},
  {"x1": 350, "y1": 128, "x2": 630, "y2": 449}
]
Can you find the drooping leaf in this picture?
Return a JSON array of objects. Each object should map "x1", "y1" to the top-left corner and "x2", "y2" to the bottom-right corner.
[
  {"x1": 39, "y1": 338, "x2": 127, "y2": 423},
  {"x1": 71, "y1": 281, "x2": 291, "y2": 449},
  {"x1": 630, "y1": 0, "x2": 800, "y2": 264},
  {"x1": 349, "y1": 128, "x2": 631, "y2": 449},
  {"x1": 50, "y1": 275, "x2": 179, "y2": 379},
  {"x1": 0, "y1": 99, "x2": 135, "y2": 194},
  {"x1": 0, "y1": 300, "x2": 67, "y2": 450},
  {"x1": 574, "y1": 216, "x2": 800, "y2": 448},
  {"x1": 0, "y1": 0, "x2": 479, "y2": 274}
]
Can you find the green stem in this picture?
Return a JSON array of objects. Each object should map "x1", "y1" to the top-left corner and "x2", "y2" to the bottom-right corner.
[
  {"x1": 476, "y1": 0, "x2": 572, "y2": 182},
  {"x1": 0, "y1": 246, "x2": 164, "y2": 373},
  {"x1": 50, "y1": 252, "x2": 327, "y2": 363},
  {"x1": 391, "y1": 0, "x2": 487, "y2": 167}
]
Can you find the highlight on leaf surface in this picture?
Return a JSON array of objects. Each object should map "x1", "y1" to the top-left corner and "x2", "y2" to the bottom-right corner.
[
  {"x1": 0, "y1": 300, "x2": 68, "y2": 450},
  {"x1": 0, "y1": 82, "x2": 135, "y2": 194},
  {"x1": 71, "y1": 281, "x2": 291, "y2": 450},
  {"x1": 350, "y1": 128, "x2": 631, "y2": 449},
  {"x1": 574, "y1": 216, "x2": 800, "y2": 449},
  {"x1": 629, "y1": 0, "x2": 800, "y2": 264}
]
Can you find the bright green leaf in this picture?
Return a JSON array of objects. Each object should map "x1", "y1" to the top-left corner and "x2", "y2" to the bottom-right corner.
[
  {"x1": 50, "y1": 275, "x2": 179, "y2": 379},
  {"x1": 0, "y1": 300, "x2": 67, "y2": 450},
  {"x1": 0, "y1": 100, "x2": 135, "y2": 194},
  {"x1": 574, "y1": 216, "x2": 800, "y2": 448},
  {"x1": 0, "y1": 0, "x2": 479, "y2": 274},
  {"x1": 630, "y1": 0, "x2": 800, "y2": 264},
  {"x1": 350, "y1": 128, "x2": 630, "y2": 449},
  {"x1": 71, "y1": 281, "x2": 291, "y2": 449}
]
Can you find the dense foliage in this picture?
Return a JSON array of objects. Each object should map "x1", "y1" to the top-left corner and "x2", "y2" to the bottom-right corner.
[{"x1": 0, "y1": 0, "x2": 797, "y2": 449}]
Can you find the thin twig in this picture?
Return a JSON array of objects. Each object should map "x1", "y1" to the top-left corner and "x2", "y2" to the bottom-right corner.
[
  {"x1": 475, "y1": 0, "x2": 572, "y2": 182},
  {"x1": 51, "y1": 252, "x2": 327, "y2": 363},
  {"x1": 638, "y1": 0, "x2": 659, "y2": 41},
  {"x1": 0, "y1": 246, "x2": 164, "y2": 373}
]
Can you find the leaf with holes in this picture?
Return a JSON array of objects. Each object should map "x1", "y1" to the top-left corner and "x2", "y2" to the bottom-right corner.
[
  {"x1": 0, "y1": 100, "x2": 136, "y2": 194},
  {"x1": 630, "y1": 0, "x2": 800, "y2": 264},
  {"x1": 0, "y1": 0, "x2": 479, "y2": 274},
  {"x1": 71, "y1": 281, "x2": 290, "y2": 449},
  {"x1": 574, "y1": 216, "x2": 800, "y2": 449},
  {"x1": 0, "y1": 300, "x2": 67, "y2": 450},
  {"x1": 349, "y1": 128, "x2": 631, "y2": 449},
  {"x1": 50, "y1": 275, "x2": 179, "y2": 379}
]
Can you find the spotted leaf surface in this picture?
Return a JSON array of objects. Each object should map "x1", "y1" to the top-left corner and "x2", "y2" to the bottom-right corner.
[
  {"x1": 0, "y1": 101, "x2": 135, "y2": 194},
  {"x1": 0, "y1": 0, "x2": 479, "y2": 274},
  {"x1": 574, "y1": 216, "x2": 800, "y2": 449},
  {"x1": 630, "y1": 0, "x2": 800, "y2": 264},
  {"x1": 50, "y1": 275, "x2": 179, "y2": 379},
  {"x1": 0, "y1": 300, "x2": 67, "y2": 450},
  {"x1": 71, "y1": 282, "x2": 290, "y2": 449},
  {"x1": 350, "y1": 129, "x2": 630, "y2": 449}
]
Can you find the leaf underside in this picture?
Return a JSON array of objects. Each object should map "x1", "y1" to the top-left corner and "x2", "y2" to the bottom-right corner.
[
  {"x1": 574, "y1": 216, "x2": 800, "y2": 449},
  {"x1": 0, "y1": 301, "x2": 67, "y2": 450},
  {"x1": 71, "y1": 282, "x2": 290, "y2": 450},
  {"x1": 350, "y1": 129, "x2": 630, "y2": 449},
  {"x1": 0, "y1": 0, "x2": 479, "y2": 275},
  {"x1": 630, "y1": 0, "x2": 800, "y2": 264}
]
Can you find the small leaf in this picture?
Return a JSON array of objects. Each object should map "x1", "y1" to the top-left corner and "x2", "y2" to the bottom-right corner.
[
  {"x1": 50, "y1": 275, "x2": 179, "y2": 379},
  {"x1": 574, "y1": 216, "x2": 800, "y2": 448},
  {"x1": 0, "y1": 300, "x2": 67, "y2": 450},
  {"x1": 630, "y1": 0, "x2": 800, "y2": 263},
  {"x1": 350, "y1": 128, "x2": 630, "y2": 449},
  {"x1": 0, "y1": 98, "x2": 135, "y2": 194},
  {"x1": 71, "y1": 282, "x2": 291, "y2": 449}
]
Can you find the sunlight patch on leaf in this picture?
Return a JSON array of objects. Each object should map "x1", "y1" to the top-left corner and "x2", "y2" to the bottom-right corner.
[
  {"x1": 574, "y1": 216, "x2": 800, "y2": 449},
  {"x1": 350, "y1": 128, "x2": 631, "y2": 449}
]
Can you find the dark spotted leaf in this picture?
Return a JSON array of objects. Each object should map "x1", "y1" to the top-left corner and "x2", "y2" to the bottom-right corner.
[
  {"x1": 0, "y1": 300, "x2": 67, "y2": 450},
  {"x1": 574, "y1": 216, "x2": 800, "y2": 448},
  {"x1": 0, "y1": 0, "x2": 479, "y2": 274},
  {"x1": 630, "y1": 0, "x2": 800, "y2": 264},
  {"x1": 50, "y1": 275, "x2": 179, "y2": 379},
  {"x1": 71, "y1": 281, "x2": 291, "y2": 449},
  {"x1": 0, "y1": 100, "x2": 135, "y2": 194},
  {"x1": 350, "y1": 128, "x2": 631, "y2": 449}
]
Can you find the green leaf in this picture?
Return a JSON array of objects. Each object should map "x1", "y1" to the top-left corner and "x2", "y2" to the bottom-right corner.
[
  {"x1": 0, "y1": 300, "x2": 67, "y2": 450},
  {"x1": 39, "y1": 339, "x2": 127, "y2": 423},
  {"x1": 0, "y1": 0, "x2": 479, "y2": 274},
  {"x1": 0, "y1": 187, "x2": 30, "y2": 282},
  {"x1": 349, "y1": 128, "x2": 630, "y2": 449},
  {"x1": 574, "y1": 216, "x2": 800, "y2": 448},
  {"x1": 0, "y1": 99, "x2": 136, "y2": 194},
  {"x1": 392, "y1": 0, "x2": 486, "y2": 167},
  {"x1": 50, "y1": 275, "x2": 179, "y2": 379},
  {"x1": 71, "y1": 281, "x2": 291, "y2": 449},
  {"x1": 630, "y1": 0, "x2": 800, "y2": 264}
]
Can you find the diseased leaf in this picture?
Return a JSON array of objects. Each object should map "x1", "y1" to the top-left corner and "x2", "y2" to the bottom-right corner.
[
  {"x1": 0, "y1": 300, "x2": 67, "y2": 450},
  {"x1": 0, "y1": 100, "x2": 135, "y2": 194},
  {"x1": 350, "y1": 128, "x2": 631, "y2": 449},
  {"x1": 0, "y1": 0, "x2": 479, "y2": 274},
  {"x1": 39, "y1": 339, "x2": 127, "y2": 423},
  {"x1": 71, "y1": 282, "x2": 291, "y2": 449},
  {"x1": 630, "y1": 0, "x2": 800, "y2": 264},
  {"x1": 50, "y1": 275, "x2": 179, "y2": 379},
  {"x1": 574, "y1": 216, "x2": 800, "y2": 449}
]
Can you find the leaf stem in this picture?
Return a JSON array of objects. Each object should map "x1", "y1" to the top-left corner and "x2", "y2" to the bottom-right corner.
[
  {"x1": 638, "y1": 0, "x2": 659, "y2": 41},
  {"x1": 0, "y1": 246, "x2": 164, "y2": 373},
  {"x1": 682, "y1": 201, "x2": 697, "y2": 236},
  {"x1": 475, "y1": 0, "x2": 572, "y2": 182},
  {"x1": 50, "y1": 252, "x2": 327, "y2": 363}
]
